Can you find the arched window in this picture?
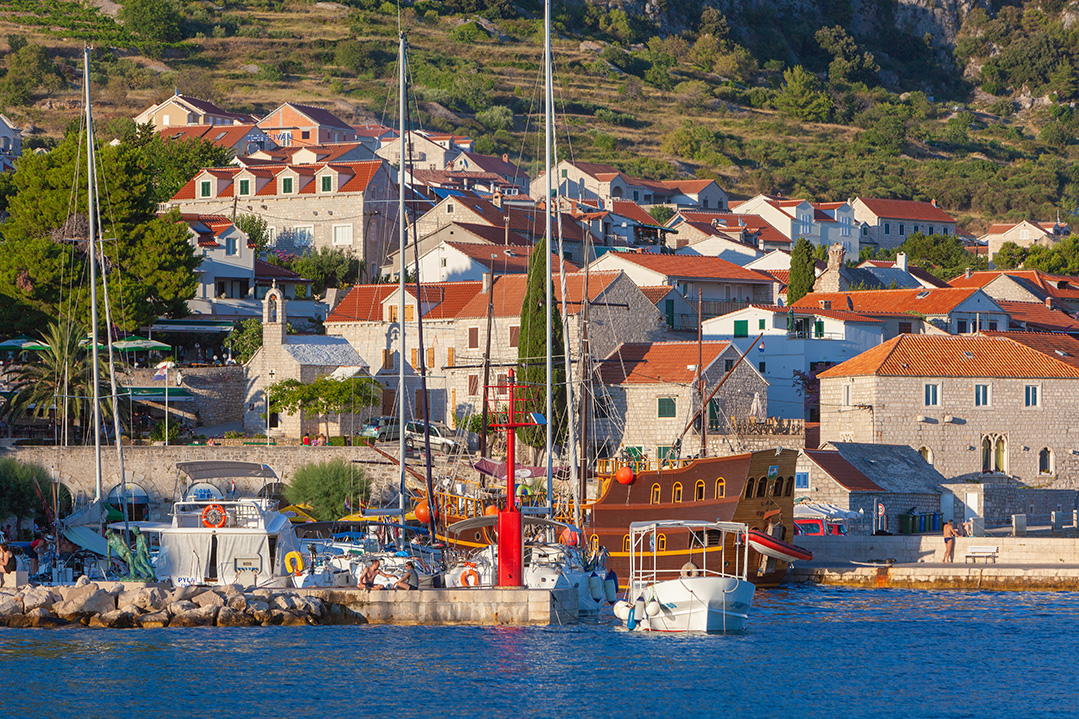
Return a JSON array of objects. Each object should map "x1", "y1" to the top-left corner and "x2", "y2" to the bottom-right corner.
[
  {"x1": 1039, "y1": 448, "x2": 1054, "y2": 475},
  {"x1": 694, "y1": 480, "x2": 705, "y2": 501},
  {"x1": 650, "y1": 483, "x2": 661, "y2": 505},
  {"x1": 716, "y1": 478, "x2": 725, "y2": 498},
  {"x1": 757, "y1": 479, "x2": 769, "y2": 498},
  {"x1": 622, "y1": 535, "x2": 630, "y2": 552},
  {"x1": 784, "y1": 477, "x2": 795, "y2": 496},
  {"x1": 657, "y1": 533, "x2": 667, "y2": 551},
  {"x1": 744, "y1": 478, "x2": 755, "y2": 499},
  {"x1": 672, "y1": 482, "x2": 683, "y2": 503},
  {"x1": 919, "y1": 446, "x2": 933, "y2": 465},
  {"x1": 772, "y1": 476, "x2": 783, "y2": 496},
  {"x1": 982, "y1": 434, "x2": 1007, "y2": 472}
]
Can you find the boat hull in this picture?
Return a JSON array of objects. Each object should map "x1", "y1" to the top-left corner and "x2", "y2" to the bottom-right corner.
[
  {"x1": 747, "y1": 530, "x2": 813, "y2": 563},
  {"x1": 629, "y1": 576, "x2": 755, "y2": 633}
]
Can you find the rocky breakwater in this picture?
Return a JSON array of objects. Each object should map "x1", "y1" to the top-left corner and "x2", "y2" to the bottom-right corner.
[{"x1": 0, "y1": 577, "x2": 366, "y2": 628}]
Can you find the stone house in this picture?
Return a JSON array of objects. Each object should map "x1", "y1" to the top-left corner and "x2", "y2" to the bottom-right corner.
[
  {"x1": 448, "y1": 152, "x2": 531, "y2": 195},
  {"x1": 377, "y1": 131, "x2": 468, "y2": 171},
  {"x1": 0, "y1": 113, "x2": 22, "y2": 172},
  {"x1": 669, "y1": 221, "x2": 764, "y2": 264},
  {"x1": 411, "y1": 240, "x2": 577, "y2": 283},
  {"x1": 857, "y1": 255, "x2": 951, "y2": 289},
  {"x1": 323, "y1": 281, "x2": 484, "y2": 425},
  {"x1": 797, "y1": 443, "x2": 945, "y2": 534},
  {"x1": 792, "y1": 286, "x2": 1009, "y2": 336},
  {"x1": 244, "y1": 288, "x2": 373, "y2": 439},
  {"x1": 979, "y1": 220, "x2": 1070, "y2": 263},
  {"x1": 532, "y1": 160, "x2": 727, "y2": 209},
  {"x1": 817, "y1": 332, "x2": 1079, "y2": 489},
  {"x1": 593, "y1": 340, "x2": 768, "y2": 460},
  {"x1": 948, "y1": 269, "x2": 1079, "y2": 314},
  {"x1": 637, "y1": 285, "x2": 697, "y2": 332},
  {"x1": 236, "y1": 142, "x2": 374, "y2": 166},
  {"x1": 733, "y1": 195, "x2": 859, "y2": 256},
  {"x1": 449, "y1": 271, "x2": 669, "y2": 425},
  {"x1": 586, "y1": 251, "x2": 775, "y2": 312},
  {"x1": 163, "y1": 160, "x2": 395, "y2": 274},
  {"x1": 381, "y1": 221, "x2": 532, "y2": 279},
  {"x1": 851, "y1": 197, "x2": 957, "y2": 250},
  {"x1": 134, "y1": 93, "x2": 257, "y2": 129},
  {"x1": 257, "y1": 102, "x2": 359, "y2": 147},
  {"x1": 667, "y1": 211, "x2": 791, "y2": 254}
]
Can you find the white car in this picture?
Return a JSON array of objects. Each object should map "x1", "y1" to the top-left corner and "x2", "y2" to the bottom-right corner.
[{"x1": 404, "y1": 422, "x2": 461, "y2": 453}]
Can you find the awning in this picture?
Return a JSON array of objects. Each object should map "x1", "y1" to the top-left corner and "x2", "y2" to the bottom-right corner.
[
  {"x1": 124, "y1": 387, "x2": 195, "y2": 402},
  {"x1": 446, "y1": 515, "x2": 576, "y2": 535},
  {"x1": 150, "y1": 319, "x2": 235, "y2": 334},
  {"x1": 176, "y1": 461, "x2": 279, "y2": 482}
]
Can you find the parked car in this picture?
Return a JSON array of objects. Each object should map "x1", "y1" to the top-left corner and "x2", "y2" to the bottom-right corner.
[
  {"x1": 404, "y1": 421, "x2": 461, "y2": 453},
  {"x1": 794, "y1": 518, "x2": 848, "y2": 536},
  {"x1": 360, "y1": 416, "x2": 400, "y2": 442}
]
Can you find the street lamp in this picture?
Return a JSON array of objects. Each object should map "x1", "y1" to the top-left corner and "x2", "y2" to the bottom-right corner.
[{"x1": 266, "y1": 368, "x2": 275, "y2": 446}]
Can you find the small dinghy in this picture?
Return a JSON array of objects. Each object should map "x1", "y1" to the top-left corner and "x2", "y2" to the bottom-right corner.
[{"x1": 746, "y1": 530, "x2": 813, "y2": 563}]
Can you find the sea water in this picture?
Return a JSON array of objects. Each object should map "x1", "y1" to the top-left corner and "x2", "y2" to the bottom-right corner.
[{"x1": 1, "y1": 585, "x2": 1076, "y2": 719}]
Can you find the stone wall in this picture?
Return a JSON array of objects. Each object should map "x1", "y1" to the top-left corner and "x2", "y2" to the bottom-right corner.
[
  {"x1": 797, "y1": 534, "x2": 1079, "y2": 566},
  {"x1": 941, "y1": 482, "x2": 1078, "y2": 527},
  {"x1": 2, "y1": 445, "x2": 423, "y2": 521},
  {"x1": 120, "y1": 366, "x2": 245, "y2": 427}
]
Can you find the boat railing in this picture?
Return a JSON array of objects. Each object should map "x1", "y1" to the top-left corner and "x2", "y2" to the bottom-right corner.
[
  {"x1": 627, "y1": 521, "x2": 751, "y2": 598},
  {"x1": 172, "y1": 499, "x2": 271, "y2": 529},
  {"x1": 434, "y1": 488, "x2": 551, "y2": 520},
  {"x1": 595, "y1": 456, "x2": 698, "y2": 477}
]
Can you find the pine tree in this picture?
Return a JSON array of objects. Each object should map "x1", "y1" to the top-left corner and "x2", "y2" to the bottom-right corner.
[
  {"x1": 787, "y1": 237, "x2": 816, "y2": 304},
  {"x1": 516, "y1": 237, "x2": 566, "y2": 460}
]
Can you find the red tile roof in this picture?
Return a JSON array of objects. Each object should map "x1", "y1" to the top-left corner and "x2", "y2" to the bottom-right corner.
[
  {"x1": 325, "y1": 281, "x2": 482, "y2": 323},
  {"x1": 610, "y1": 200, "x2": 663, "y2": 226},
  {"x1": 637, "y1": 285, "x2": 678, "y2": 305},
  {"x1": 599, "y1": 252, "x2": 774, "y2": 283},
  {"x1": 792, "y1": 288, "x2": 984, "y2": 316},
  {"x1": 172, "y1": 161, "x2": 383, "y2": 201},
  {"x1": 278, "y1": 102, "x2": 355, "y2": 131},
  {"x1": 445, "y1": 242, "x2": 579, "y2": 274},
  {"x1": 802, "y1": 450, "x2": 884, "y2": 492},
  {"x1": 324, "y1": 285, "x2": 396, "y2": 322},
  {"x1": 454, "y1": 271, "x2": 621, "y2": 319},
  {"x1": 598, "y1": 341, "x2": 732, "y2": 385},
  {"x1": 436, "y1": 222, "x2": 531, "y2": 246},
  {"x1": 948, "y1": 270, "x2": 1079, "y2": 300},
  {"x1": 679, "y1": 211, "x2": 789, "y2": 245},
  {"x1": 995, "y1": 301, "x2": 1079, "y2": 333},
  {"x1": 453, "y1": 151, "x2": 525, "y2": 179},
  {"x1": 817, "y1": 334, "x2": 1079, "y2": 379},
  {"x1": 157, "y1": 124, "x2": 260, "y2": 150},
  {"x1": 254, "y1": 258, "x2": 308, "y2": 283},
  {"x1": 981, "y1": 331, "x2": 1079, "y2": 369},
  {"x1": 660, "y1": 179, "x2": 715, "y2": 194},
  {"x1": 856, "y1": 198, "x2": 955, "y2": 223},
  {"x1": 747, "y1": 304, "x2": 884, "y2": 323}
]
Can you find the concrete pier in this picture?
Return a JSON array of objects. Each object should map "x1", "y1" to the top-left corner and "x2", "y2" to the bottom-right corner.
[
  {"x1": 296, "y1": 587, "x2": 579, "y2": 626},
  {"x1": 787, "y1": 535, "x2": 1079, "y2": 591}
]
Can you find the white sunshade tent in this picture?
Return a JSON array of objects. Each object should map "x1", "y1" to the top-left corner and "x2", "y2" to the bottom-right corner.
[{"x1": 794, "y1": 502, "x2": 861, "y2": 521}]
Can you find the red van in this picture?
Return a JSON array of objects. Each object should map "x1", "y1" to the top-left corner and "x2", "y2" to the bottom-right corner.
[{"x1": 794, "y1": 518, "x2": 848, "y2": 536}]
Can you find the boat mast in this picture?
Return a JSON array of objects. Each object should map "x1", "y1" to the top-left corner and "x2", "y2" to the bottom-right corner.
[
  {"x1": 85, "y1": 46, "x2": 103, "y2": 504},
  {"x1": 698, "y1": 288, "x2": 706, "y2": 456},
  {"x1": 543, "y1": 0, "x2": 554, "y2": 516},
  {"x1": 551, "y1": 115, "x2": 577, "y2": 526},
  {"x1": 396, "y1": 33, "x2": 407, "y2": 524}
]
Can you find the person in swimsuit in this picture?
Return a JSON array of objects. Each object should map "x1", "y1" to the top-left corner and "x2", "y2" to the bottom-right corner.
[
  {"x1": 942, "y1": 520, "x2": 957, "y2": 563},
  {"x1": 357, "y1": 559, "x2": 391, "y2": 590}
]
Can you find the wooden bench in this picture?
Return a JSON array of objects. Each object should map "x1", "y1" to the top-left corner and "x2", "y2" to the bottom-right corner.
[{"x1": 965, "y1": 546, "x2": 999, "y2": 564}]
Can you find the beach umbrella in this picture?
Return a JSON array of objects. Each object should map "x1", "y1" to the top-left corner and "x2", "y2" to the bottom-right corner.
[
  {"x1": 0, "y1": 335, "x2": 49, "y2": 351},
  {"x1": 113, "y1": 335, "x2": 171, "y2": 352}
]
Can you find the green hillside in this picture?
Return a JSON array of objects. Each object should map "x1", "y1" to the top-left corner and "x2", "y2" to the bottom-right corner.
[{"x1": 2, "y1": 0, "x2": 1079, "y2": 232}]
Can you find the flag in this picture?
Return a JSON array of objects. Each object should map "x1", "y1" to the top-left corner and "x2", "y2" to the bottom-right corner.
[
  {"x1": 152, "y1": 366, "x2": 167, "y2": 381},
  {"x1": 344, "y1": 496, "x2": 351, "y2": 511}
]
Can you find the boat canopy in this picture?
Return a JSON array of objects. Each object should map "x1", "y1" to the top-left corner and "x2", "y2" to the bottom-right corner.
[{"x1": 176, "y1": 461, "x2": 279, "y2": 482}]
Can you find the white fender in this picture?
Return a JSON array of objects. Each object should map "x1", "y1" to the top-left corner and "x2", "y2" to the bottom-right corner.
[
  {"x1": 613, "y1": 600, "x2": 630, "y2": 621},
  {"x1": 646, "y1": 600, "x2": 662, "y2": 617}
]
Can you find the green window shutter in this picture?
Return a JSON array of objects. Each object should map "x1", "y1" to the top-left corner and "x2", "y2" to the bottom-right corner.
[
  {"x1": 238, "y1": 179, "x2": 249, "y2": 195},
  {"x1": 759, "y1": 318, "x2": 766, "y2": 330},
  {"x1": 658, "y1": 397, "x2": 676, "y2": 417},
  {"x1": 734, "y1": 320, "x2": 748, "y2": 338},
  {"x1": 814, "y1": 320, "x2": 824, "y2": 338},
  {"x1": 321, "y1": 176, "x2": 331, "y2": 192},
  {"x1": 282, "y1": 177, "x2": 293, "y2": 194}
]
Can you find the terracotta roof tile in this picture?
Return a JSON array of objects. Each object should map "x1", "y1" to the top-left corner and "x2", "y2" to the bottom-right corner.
[
  {"x1": 610, "y1": 200, "x2": 663, "y2": 226},
  {"x1": 324, "y1": 285, "x2": 396, "y2": 322},
  {"x1": 637, "y1": 285, "x2": 677, "y2": 305},
  {"x1": 747, "y1": 304, "x2": 884, "y2": 323},
  {"x1": 660, "y1": 179, "x2": 714, "y2": 193},
  {"x1": 599, "y1": 252, "x2": 773, "y2": 283},
  {"x1": 325, "y1": 281, "x2": 482, "y2": 323},
  {"x1": 455, "y1": 271, "x2": 621, "y2": 319},
  {"x1": 792, "y1": 288, "x2": 984, "y2": 316},
  {"x1": 949, "y1": 270, "x2": 1079, "y2": 299},
  {"x1": 995, "y1": 301, "x2": 1079, "y2": 333},
  {"x1": 817, "y1": 334, "x2": 1079, "y2": 379},
  {"x1": 598, "y1": 341, "x2": 732, "y2": 385},
  {"x1": 981, "y1": 331, "x2": 1079, "y2": 369},
  {"x1": 856, "y1": 198, "x2": 955, "y2": 223},
  {"x1": 803, "y1": 450, "x2": 884, "y2": 492}
]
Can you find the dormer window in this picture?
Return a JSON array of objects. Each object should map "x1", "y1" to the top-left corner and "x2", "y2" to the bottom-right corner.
[
  {"x1": 282, "y1": 177, "x2": 294, "y2": 194},
  {"x1": 200, "y1": 180, "x2": 212, "y2": 198},
  {"x1": 238, "y1": 179, "x2": 250, "y2": 196},
  {"x1": 321, "y1": 176, "x2": 332, "y2": 192}
]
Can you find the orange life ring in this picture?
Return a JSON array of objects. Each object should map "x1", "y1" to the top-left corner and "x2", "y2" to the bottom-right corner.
[
  {"x1": 201, "y1": 504, "x2": 227, "y2": 528},
  {"x1": 460, "y1": 562, "x2": 480, "y2": 587}
]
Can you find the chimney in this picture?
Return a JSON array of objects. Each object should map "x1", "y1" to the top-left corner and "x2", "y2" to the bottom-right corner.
[
  {"x1": 492, "y1": 188, "x2": 502, "y2": 210},
  {"x1": 896, "y1": 252, "x2": 908, "y2": 272},
  {"x1": 819, "y1": 300, "x2": 831, "y2": 310},
  {"x1": 931, "y1": 199, "x2": 938, "y2": 207},
  {"x1": 964, "y1": 267, "x2": 972, "y2": 279},
  {"x1": 482, "y1": 271, "x2": 492, "y2": 294},
  {"x1": 502, "y1": 153, "x2": 509, "y2": 163},
  {"x1": 1046, "y1": 296, "x2": 1053, "y2": 309}
]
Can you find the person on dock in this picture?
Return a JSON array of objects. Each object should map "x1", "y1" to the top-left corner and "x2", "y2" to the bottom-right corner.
[
  {"x1": 942, "y1": 520, "x2": 958, "y2": 563},
  {"x1": 391, "y1": 561, "x2": 419, "y2": 591},
  {"x1": 0, "y1": 541, "x2": 15, "y2": 576},
  {"x1": 358, "y1": 559, "x2": 393, "y2": 590}
]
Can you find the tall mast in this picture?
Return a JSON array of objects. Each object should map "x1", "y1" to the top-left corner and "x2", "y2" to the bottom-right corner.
[
  {"x1": 543, "y1": 0, "x2": 554, "y2": 516},
  {"x1": 85, "y1": 46, "x2": 103, "y2": 503},
  {"x1": 396, "y1": 33, "x2": 407, "y2": 521}
]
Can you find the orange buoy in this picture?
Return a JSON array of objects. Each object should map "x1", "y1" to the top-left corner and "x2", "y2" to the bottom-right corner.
[
  {"x1": 484, "y1": 504, "x2": 499, "y2": 516},
  {"x1": 415, "y1": 499, "x2": 430, "y2": 524},
  {"x1": 615, "y1": 466, "x2": 635, "y2": 485}
]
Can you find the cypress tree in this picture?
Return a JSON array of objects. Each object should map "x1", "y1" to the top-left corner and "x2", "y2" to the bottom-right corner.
[
  {"x1": 787, "y1": 237, "x2": 816, "y2": 304},
  {"x1": 516, "y1": 237, "x2": 566, "y2": 459}
]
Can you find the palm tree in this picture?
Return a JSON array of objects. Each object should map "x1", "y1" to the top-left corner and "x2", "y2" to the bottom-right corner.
[{"x1": 3, "y1": 321, "x2": 116, "y2": 444}]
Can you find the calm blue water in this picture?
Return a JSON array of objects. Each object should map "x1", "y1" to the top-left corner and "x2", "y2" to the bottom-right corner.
[{"x1": 1, "y1": 585, "x2": 1075, "y2": 718}]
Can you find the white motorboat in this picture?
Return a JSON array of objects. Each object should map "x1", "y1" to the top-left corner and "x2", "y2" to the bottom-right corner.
[
  {"x1": 443, "y1": 516, "x2": 616, "y2": 616},
  {"x1": 614, "y1": 520, "x2": 755, "y2": 633}
]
